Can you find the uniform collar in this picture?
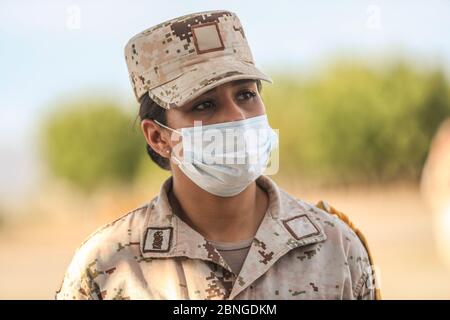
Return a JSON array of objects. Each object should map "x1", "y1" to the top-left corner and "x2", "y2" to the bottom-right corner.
[{"x1": 140, "y1": 175, "x2": 327, "y2": 298}]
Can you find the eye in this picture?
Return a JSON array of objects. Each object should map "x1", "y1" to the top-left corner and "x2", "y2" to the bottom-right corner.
[
  {"x1": 237, "y1": 90, "x2": 257, "y2": 101},
  {"x1": 192, "y1": 101, "x2": 215, "y2": 112}
]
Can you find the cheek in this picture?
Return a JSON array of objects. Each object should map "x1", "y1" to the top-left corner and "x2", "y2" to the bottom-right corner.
[
  {"x1": 248, "y1": 97, "x2": 266, "y2": 116},
  {"x1": 172, "y1": 140, "x2": 184, "y2": 160},
  {"x1": 166, "y1": 110, "x2": 194, "y2": 128},
  {"x1": 165, "y1": 111, "x2": 185, "y2": 158}
]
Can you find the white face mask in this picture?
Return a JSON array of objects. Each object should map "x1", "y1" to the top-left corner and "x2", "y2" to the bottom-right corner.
[{"x1": 155, "y1": 114, "x2": 278, "y2": 197}]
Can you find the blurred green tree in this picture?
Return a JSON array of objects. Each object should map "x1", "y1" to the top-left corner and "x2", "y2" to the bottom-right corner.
[
  {"x1": 263, "y1": 59, "x2": 450, "y2": 185},
  {"x1": 40, "y1": 98, "x2": 145, "y2": 192}
]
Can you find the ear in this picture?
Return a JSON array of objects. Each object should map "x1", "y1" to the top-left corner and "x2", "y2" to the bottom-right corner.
[{"x1": 141, "y1": 119, "x2": 172, "y2": 158}]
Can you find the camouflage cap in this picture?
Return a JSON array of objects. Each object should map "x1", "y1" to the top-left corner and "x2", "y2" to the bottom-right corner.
[{"x1": 124, "y1": 10, "x2": 272, "y2": 109}]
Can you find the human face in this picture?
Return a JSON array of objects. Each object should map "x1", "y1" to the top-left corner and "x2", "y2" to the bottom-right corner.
[{"x1": 141, "y1": 79, "x2": 266, "y2": 162}]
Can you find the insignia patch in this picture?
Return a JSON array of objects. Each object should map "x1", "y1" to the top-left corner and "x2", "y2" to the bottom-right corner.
[
  {"x1": 143, "y1": 227, "x2": 173, "y2": 252},
  {"x1": 282, "y1": 214, "x2": 320, "y2": 240},
  {"x1": 191, "y1": 22, "x2": 225, "y2": 54}
]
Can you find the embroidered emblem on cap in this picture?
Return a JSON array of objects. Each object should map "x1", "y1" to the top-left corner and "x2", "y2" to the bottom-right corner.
[
  {"x1": 282, "y1": 214, "x2": 321, "y2": 240},
  {"x1": 143, "y1": 227, "x2": 173, "y2": 252},
  {"x1": 191, "y1": 22, "x2": 225, "y2": 54}
]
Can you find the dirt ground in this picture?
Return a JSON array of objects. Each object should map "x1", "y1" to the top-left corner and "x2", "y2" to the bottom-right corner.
[{"x1": 1, "y1": 183, "x2": 449, "y2": 299}]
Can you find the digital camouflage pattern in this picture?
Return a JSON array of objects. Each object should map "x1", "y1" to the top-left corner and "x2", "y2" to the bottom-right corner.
[
  {"x1": 56, "y1": 175, "x2": 379, "y2": 300},
  {"x1": 124, "y1": 10, "x2": 272, "y2": 108}
]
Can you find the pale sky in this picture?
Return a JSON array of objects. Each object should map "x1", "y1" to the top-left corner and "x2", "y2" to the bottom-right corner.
[{"x1": 1, "y1": 0, "x2": 450, "y2": 201}]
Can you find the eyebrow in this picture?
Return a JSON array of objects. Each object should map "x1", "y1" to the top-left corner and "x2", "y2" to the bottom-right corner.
[{"x1": 202, "y1": 79, "x2": 256, "y2": 95}]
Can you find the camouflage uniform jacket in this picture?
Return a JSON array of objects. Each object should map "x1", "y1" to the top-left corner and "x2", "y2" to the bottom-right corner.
[{"x1": 56, "y1": 175, "x2": 377, "y2": 300}]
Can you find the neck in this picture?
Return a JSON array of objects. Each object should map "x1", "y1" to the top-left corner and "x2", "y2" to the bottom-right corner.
[{"x1": 169, "y1": 168, "x2": 269, "y2": 243}]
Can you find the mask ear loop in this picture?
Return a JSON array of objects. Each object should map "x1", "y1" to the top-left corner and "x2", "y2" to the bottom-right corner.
[{"x1": 153, "y1": 119, "x2": 182, "y2": 136}]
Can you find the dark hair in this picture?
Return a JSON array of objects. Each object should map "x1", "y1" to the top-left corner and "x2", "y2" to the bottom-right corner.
[
  {"x1": 138, "y1": 93, "x2": 171, "y2": 170},
  {"x1": 139, "y1": 79, "x2": 263, "y2": 170}
]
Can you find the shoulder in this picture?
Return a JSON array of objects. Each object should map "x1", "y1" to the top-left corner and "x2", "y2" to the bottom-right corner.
[
  {"x1": 78, "y1": 201, "x2": 152, "y2": 251},
  {"x1": 276, "y1": 187, "x2": 370, "y2": 259},
  {"x1": 55, "y1": 199, "x2": 155, "y2": 299},
  {"x1": 299, "y1": 199, "x2": 367, "y2": 253},
  {"x1": 297, "y1": 198, "x2": 378, "y2": 299}
]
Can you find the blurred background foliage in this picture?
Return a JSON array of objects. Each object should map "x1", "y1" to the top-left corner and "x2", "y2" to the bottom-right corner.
[
  {"x1": 39, "y1": 58, "x2": 450, "y2": 191},
  {"x1": 40, "y1": 98, "x2": 146, "y2": 192},
  {"x1": 265, "y1": 59, "x2": 450, "y2": 186}
]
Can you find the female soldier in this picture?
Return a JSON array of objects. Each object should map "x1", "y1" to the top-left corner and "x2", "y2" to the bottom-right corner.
[{"x1": 56, "y1": 10, "x2": 379, "y2": 300}]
